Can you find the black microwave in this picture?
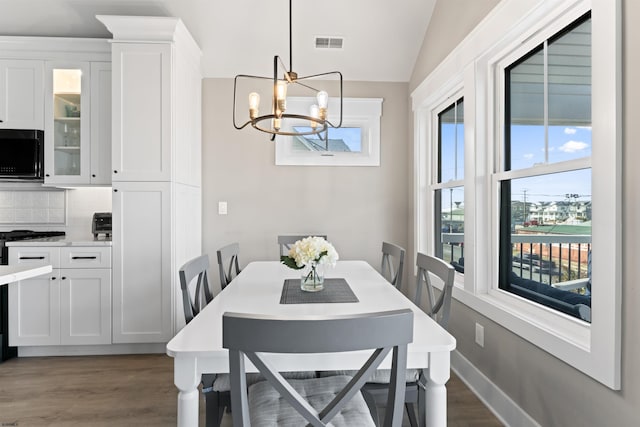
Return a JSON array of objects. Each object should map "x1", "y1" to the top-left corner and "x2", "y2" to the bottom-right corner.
[{"x1": 0, "y1": 129, "x2": 44, "y2": 181}]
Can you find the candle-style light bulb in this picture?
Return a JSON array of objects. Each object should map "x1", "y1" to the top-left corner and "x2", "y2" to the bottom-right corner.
[
  {"x1": 309, "y1": 104, "x2": 319, "y2": 129},
  {"x1": 248, "y1": 92, "x2": 260, "y2": 120},
  {"x1": 316, "y1": 90, "x2": 328, "y2": 120}
]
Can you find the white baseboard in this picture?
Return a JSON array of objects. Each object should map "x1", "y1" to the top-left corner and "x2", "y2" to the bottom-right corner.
[
  {"x1": 17, "y1": 343, "x2": 166, "y2": 357},
  {"x1": 451, "y1": 350, "x2": 540, "y2": 427}
]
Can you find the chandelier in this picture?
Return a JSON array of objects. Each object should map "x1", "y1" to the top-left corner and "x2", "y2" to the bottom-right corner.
[{"x1": 233, "y1": 0, "x2": 343, "y2": 141}]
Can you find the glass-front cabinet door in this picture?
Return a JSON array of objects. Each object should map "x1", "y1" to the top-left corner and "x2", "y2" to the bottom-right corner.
[{"x1": 44, "y1": 62, "x2": 91, "y2": 184}]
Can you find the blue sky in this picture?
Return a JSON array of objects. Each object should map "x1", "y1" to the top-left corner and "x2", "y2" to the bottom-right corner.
[{"x1": 440, "y1": 124, "x2": 592, "y2": 208}]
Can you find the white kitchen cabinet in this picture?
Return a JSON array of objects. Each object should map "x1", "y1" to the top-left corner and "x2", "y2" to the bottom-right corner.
[
  {"x1": 110, "y1": 43, "x2": 172, "y2": 182},
  {"x1": 8, "y1": 246, "x2": 112, "y2": 347},
  {"x1": 99, "y1": 16, "x2": 202, "y2": 343},
  {"x1": 111, "y1": 182, "x2": 172, "y2": 343},
  {"x1": 43, "y1": 61, "x2": 112, "y2": 186},
  {"x1": 89, "y1": 62, "x2": 112, "y2": 185},
  {"x1": 0, "y1": 59, "x2": 44, "y2": 130}
]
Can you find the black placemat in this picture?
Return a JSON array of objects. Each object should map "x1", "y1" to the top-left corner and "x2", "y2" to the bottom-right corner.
[{"x1": 280, "y1": 278, "x2": 359, "y2": 304}]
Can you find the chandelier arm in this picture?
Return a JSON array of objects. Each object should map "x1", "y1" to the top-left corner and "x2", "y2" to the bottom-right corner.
[
  {"x1": 273, "y1": 55, "x2": 280, "y2": 116},
  {"x1": 289, "y1": 0, "x2": 293, "y2": 72},
  {"x1": 233, "y1": 75, "x2": 253, "y2": 130}
]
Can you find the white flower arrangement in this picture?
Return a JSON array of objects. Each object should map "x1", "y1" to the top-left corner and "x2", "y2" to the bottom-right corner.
[{"x1": 280, "y1": 236, "x2": 339, "y2": 270}]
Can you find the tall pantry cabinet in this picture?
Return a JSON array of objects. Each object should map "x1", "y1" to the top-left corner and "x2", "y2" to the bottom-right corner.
[{"x1": 97, "y1": 16, "x2": 202, "y2": 343}]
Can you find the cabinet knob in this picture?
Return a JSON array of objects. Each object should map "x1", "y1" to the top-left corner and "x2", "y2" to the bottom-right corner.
[
  {"x1": 51, "y1": 277, "x2": 56, "y2": 280},
  {"x1": 45, "y1": 174, "x2": 50, "y2": 177},
  {"x1": 61, "y1": 276, "x2": 67, "y2": 280},
  {"x1": 92, "y1": 174, "x2": 96, "y2": 178},
  {"x1": 114, "y1": 189, "x2": 118, "y2": 192},
  {"x1": 0, "y1": 119, "x2": 3, "y2": 123},
  {"x1": 113, "y1": 170, "x2": 118, "y2": 174}
]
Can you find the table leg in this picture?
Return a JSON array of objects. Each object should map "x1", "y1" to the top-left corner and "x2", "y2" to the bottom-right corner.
[
  {"x1": 423, "y1": 351, "x2": 451, "y2": 427},
  {"x1": 174, "y1": 356, "x2": 201, "y2": 427}
]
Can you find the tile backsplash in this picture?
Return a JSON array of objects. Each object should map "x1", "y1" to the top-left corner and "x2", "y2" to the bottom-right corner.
[{"x1": 0, "y1": 190, "x2": 66, "y2": 224}]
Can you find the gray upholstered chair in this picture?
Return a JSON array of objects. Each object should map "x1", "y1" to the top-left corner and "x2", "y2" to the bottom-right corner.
[
  {"x1": 360, "y1": 252, "x2": 455, "y2": 426},
  {"x1": 278, "y1": 234, "x2": 328, "y2": 257},
  {"x1": 223, "y1": 309, "x2": 413, "y2": 427},
  {"x1": 179, "y1": 254, "x2": 228, "y2": 427},
  {"x1": 381, "y1": 241, "x2": 406, "y2": 290},
  {"x1": 216, "y1": 242, "x2": 241, "y2": 289}
]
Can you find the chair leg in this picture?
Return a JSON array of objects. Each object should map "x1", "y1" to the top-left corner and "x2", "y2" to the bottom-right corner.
[
  {"x1": 203, "y1": 390, "x2": 222, "y2": 427},
  {"x1": 405, "y1": 402, "x2": 418, "y2": 427},
  {"x1": 202, "y1": 374, "x2": 224, "y2": 427},
  {"x1": 361, "y1": 389, "x2": 381, "y2": 426}
]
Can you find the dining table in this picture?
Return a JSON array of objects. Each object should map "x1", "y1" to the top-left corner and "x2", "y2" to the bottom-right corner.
[
  {"x1": 166, "y1": 260, "x2": 456, "y2": 427},
  {"x1": 0, "y1": 264, "x2": 52, "y2": 286}
]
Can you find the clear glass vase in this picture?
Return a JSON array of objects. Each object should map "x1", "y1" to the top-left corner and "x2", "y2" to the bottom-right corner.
[{"x1": 300, "y1": 263, "x2": 324, "y2": 292}]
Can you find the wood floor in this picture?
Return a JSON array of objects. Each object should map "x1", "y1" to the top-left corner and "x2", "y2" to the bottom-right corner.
[{"x1": 0, "y1": 354, "x2": 503, "y2": 426}]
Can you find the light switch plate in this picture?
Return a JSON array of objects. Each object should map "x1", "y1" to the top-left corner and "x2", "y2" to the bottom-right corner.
[{"x1": 218, "y1": 201, "x2": 228, "y2": 215}]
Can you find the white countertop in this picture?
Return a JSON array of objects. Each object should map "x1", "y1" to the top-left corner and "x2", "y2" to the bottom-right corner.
[
  {"x1": 6, "y1": 235, "x2": 112, "y2": 247},
  {"x1": 0, "y1": 264, "x2": 52, "y2": 285}
]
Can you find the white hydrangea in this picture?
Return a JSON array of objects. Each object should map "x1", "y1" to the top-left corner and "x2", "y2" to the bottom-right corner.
[{"x1": 288, "y1": 236, "x2": 339, "y2": 268}]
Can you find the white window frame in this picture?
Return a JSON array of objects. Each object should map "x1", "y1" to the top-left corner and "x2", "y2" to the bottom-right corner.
[
  {"x1": 275, "y1": 97, "x2": 382, "y2": 166},
  {"x1": 412, "y1": 0, "x2": 621, "y2": 389}
]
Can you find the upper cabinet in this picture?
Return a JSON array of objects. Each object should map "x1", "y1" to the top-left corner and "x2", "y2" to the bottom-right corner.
[
  {"x1": 44, "y1": 61, "x2": 91, "y2": 185},
  {"x1": 0, "y1": 59, "x2": 44, "y2": 130},
  {"x1": 0, "y1": 37, "x2": 111, "y2": 187},
  {"x1": 110, "y1": 43, "x2": 172, "y2": 182},
  {"x1": 43, "y1": 61, "x2": 112, "y2": 186}
]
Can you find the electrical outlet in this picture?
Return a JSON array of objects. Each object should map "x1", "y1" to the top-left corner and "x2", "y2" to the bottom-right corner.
[
  {"x1": 218, "y1": 201, "x2": 228, "y2": 215},
  {"x1": 475, "y1": 323, "x2": 484, "y2": 347}
]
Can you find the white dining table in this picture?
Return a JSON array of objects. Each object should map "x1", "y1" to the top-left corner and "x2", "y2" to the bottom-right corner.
[
  {"x1": 166, "y1": 260, "x2": 456, "y2": 427},
  {"x1": 0, "y1": 264, "x2": 52, "y2": 286}
]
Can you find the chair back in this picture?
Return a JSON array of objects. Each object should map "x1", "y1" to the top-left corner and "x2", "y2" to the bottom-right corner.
[
  {"x1": 223, "y1": 309, "x2": 413, "y2": 427},
  {"x1": 414, "y1": 252, "x2": 455, "y2": 329},
  {"x1": 381, "y1": 241, "x2": 406, "y2": 290},
  {"x1": 178, "y1": 254, "x2": 213, "y2": 324},
  {"x1": 278, "y1": 234, "x2": 328, "y2": 257},
  {"x1": 216, "y1": 242, "x2": 241, "y2": 290}
]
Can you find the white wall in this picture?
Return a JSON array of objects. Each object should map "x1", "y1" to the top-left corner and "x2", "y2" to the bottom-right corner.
[
  {"x1": 201, "y1": 79, "x2": 410, "y2": 291},
  {"x1": 409, "y1": 0, "x2": 640, "y2": 425}
]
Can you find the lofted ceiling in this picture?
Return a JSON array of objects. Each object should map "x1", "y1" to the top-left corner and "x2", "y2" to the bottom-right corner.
[{"x1": 0, "y1": 0, "x2": 436, "y2": 82}]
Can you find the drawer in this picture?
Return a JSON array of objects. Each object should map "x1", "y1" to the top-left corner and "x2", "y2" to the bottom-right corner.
[
  {"x1": 60, "y1": 247, "x2": 111, "y2": 269},
  {"x1": 9, "y1": 247, "x2": 60, "y2": 268}
]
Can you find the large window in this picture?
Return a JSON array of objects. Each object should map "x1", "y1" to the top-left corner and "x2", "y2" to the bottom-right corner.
[
  {"x1": 499, "y1": 13, "x2": 592, "y2": 322},
  {"x1": 435, "y1": 98, "x2": 464, "y2": 272},
  {"x1": 413, "y1": 0, "x2": 620, "y2": 389}
]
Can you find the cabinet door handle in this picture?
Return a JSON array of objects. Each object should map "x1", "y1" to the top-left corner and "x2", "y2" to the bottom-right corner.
[
  {"x1": 71, "y1": 256, "x2": 97, "y2": 260},
  {"x1": 51, "y1": 277, "x2": 56, "y2": 280},
  {"x1": 45, "y1": 174, "x2": 50, "y2": 177},
  {"x1": 20, "y1": 256, "x2": 45, "y2": 260}
]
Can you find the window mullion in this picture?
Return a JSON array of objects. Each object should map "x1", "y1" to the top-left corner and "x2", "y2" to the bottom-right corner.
[{"x1": 543, "y1": 40, "x2": 549, "y2": 164}]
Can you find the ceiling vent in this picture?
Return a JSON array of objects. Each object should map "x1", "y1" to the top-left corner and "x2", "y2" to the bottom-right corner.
[{"x1": 315, "y1": 36, "x2": 344, "y2": 49}]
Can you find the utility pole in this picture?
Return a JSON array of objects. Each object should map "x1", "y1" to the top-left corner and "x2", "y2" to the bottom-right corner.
[{"x1": 523, "y1": 188, "x2": 528, "y2": 223}]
